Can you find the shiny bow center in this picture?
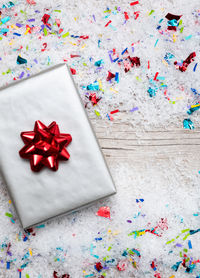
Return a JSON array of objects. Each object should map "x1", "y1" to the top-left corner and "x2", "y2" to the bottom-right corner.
[{"x1": 19, "y1": 120, "x2": 72, "y2": 172}]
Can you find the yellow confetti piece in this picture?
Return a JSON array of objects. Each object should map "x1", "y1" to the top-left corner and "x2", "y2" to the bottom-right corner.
[
  {"x1": 173, "y1": 34, "x2": 176, "y2": 43},
  {"x1": 81, "y1": 44, "x2": 86, "y2": 49},
  {"x1": 11, "y1": 24, "x2": 19, "y2": 30},
  {"x1": 8, "y1": 200, "x2": 11, "y2": 204},
  {"x1": 162, "y1": 59, "x2": 168, "y2": 66},
  {"x1": 24, "y1": 27, "x2": 30, "y2": 35},
  {"x1": 136, "y1": 76, "x2": 142, "y2": 82},
  {"x1": 191, "y1": 104, "x2": 200, "y2": 108},
  {"x1": 29, "y1": 248, "x2": 32, "y2": 256},
  {"x1": 113, "y1": 230, "x2": 120, "y2": 236},
  {"x1": 9, "y1": 39, "x2": 14, "y2": 46},
  {"x1": 97, "y1": 79, "x2": 103, "y2": 90},
  {"x1": 68, "y1": 40, "x2": 76, "y2": 46},
  {"x1": 110, "y1": 87, "x2": 118, "y2": 93},
  {"x1": 108, "y1": 229, "x2": 112, "y2": 234},
  {"x1": 139, "y1": 231, "x2": 146, "y2": 236},
  {"x1": 169, "y1": 275, "x2": 175, "y2": 278}
]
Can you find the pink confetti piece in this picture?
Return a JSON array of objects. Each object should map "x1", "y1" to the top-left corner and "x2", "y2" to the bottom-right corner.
[{"x1": 26, "y1": 0, "x2": 36, "y2": 4}]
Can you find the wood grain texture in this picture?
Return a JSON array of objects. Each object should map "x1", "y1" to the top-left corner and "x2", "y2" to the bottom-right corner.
[{"x1": 90, "y1": 116, "x2": 200, "y2": 166}]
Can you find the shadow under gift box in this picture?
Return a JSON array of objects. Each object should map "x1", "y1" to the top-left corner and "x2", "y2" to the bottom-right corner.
[{"x1": 0, "y1": 64, "x2": 116, "y2": 229}]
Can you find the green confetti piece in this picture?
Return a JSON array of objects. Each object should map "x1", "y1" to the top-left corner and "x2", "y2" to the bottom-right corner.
[
  {"x1": 183, "y1": 248, "x2": 188, "y2": 252},
  {"x1": 83, "y1": 62, "x2": 87, "y2": 66},
  {"x1": 26, "y1": 274, "x2": 30, "y2": 278},
  {"x1": 0, "y1": 37, "x2": 2, "y2": 40},
  {"x1": 180, "y1": 251, "x2": 182, "y2": 257},
  {"x1": 182, "y1": 229, "x2": 190, "y2": 233},
  {"x1": 149, "y1": 10, "x2": 155, "y2": 15},
  {"x1": 5, "y1": 212, "x2": 12, "y2": 218},
  {"x1": 54, "y1": 10, "x2": 61, "y2": 12},
  {"x1": 26, "y1": 45, "x2": 28, "y2": 50},
  {"x1": 43, "y1": 27, "x2": 48, "y2": 36},
  {"x1": 183, "y1": 233, "x2": 190, "y2": 240},
  {"x1": 166, "y1": 238, "x2": 175, "y2": 244},
  {"x1": 179, "y1": 19, "x2": 183, "y2": 26},
  {"x1": 62, "y1": 32, "x2": 69, "y2": 38},
  {"x1": 180, "y1": 27, "x2": 184, "y2": 33},
  {"x1": 94, "y1": 110, "x2": 100, "y2": 116},
  {"x1": 107, "y1": 246, "x2": 112, "y2": 251}
]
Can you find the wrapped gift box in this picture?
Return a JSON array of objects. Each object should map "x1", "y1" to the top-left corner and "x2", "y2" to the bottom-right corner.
[{"x1": 0, "y1": 64, "x2": 116, "y2": 229}]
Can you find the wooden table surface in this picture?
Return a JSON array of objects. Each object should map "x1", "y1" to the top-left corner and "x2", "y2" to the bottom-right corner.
[{"x1": 91, "y1": 116, "x2": 200, "y2": 172}]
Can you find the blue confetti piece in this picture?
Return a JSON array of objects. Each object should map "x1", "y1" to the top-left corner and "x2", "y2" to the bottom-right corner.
[
  {"x1": 188, "y1": 240, "x2": 192, "y2": 249},
  {"x1": 121, "y1": 47, "x2": 128, "y2": 55},
  {"x1": 183, "y1": 119, "x2": 194, "y2": 130},
  {"x1": 17, "y1": 56, "x2": 27, "y2": 65},
  {"x1": 193, "y1": 63, "x2": 198, "y2": 72},
  {"x1": 167, "y1": 19, "x2": 178, "y2": 26},
  {"x1": 148, "y1": 87, "x2": 156, "y2": 97},
  {"x1": 1, "y1": 16, "x2": 10, "y2": 24},
  {"x1": 115, "y1": 72, "x2": 119, "y2": 83},
  {"x1": 13, "y1": 33, "x2": 21, "y2": 36},
  {"x1": 185, "y1": 35, "x2": 192, "y2": 40},
  {"x1": 86, "y1": 81, "x2": 99, "y2": 91},
  {"x1": 6, "y1": 261, "x2": 10, "y2": 269},
  {"x1": 0, "y1": 28, "x2": 9, "y2": 34},
  {"x1": 94, "y1": 59, "x2": 104, "y2": 67},
  {"x1": 172, "y1": 261, "x2": 182, "y2": 272},
  {"x1": 154, "y1": 39, "x2": 159, "y2": 47}
]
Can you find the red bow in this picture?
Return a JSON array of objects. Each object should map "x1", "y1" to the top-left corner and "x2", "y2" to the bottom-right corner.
[{"x1": 19, "y1": 120, "x2": 72, "y2": 172}]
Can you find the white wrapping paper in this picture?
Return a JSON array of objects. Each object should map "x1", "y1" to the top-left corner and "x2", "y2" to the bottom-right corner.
[{"x1": 0, "y1": 64, "x2": 116, "y2": 228}]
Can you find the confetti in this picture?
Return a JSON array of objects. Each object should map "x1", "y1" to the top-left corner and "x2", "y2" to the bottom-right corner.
[
  {"x1": 96, "y1": 207, "x2": 110, "y2": 219},
  {"x1": 17, "y1": 56, "x2": 27, "y2": 65},
  {"x1": 183, "y1": 119, "x2": 194, "y2": 130}
]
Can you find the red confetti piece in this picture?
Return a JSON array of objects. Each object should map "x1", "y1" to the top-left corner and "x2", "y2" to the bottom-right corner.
[
  {"x1": 70, "y1": 54, "x2": 81, "y2": 58},
  {"x1": 105, "y1": 20, "x2": 112, "y2": 27},
  {"x1": 167, "y1": 26, "x2": 176, "y2": 31},
  {"x1": 106, "y1": 71, "x2": 115, "y2": 81},
  {"x1": 53, "y1": 271, "x2": 70, "y2": 278},
  {"x1": 55, "y1": 18, "x2": 61, "y2": 27},
  {"x1": 148, "y1": 60, "x2": 150, "y2": 69},
  {"x1": 70, "y1": 68, "x2": 76, "y2": 75},
  {"x1": 42, "y1": 14, "x2": 50, "y2": 25},
  {"x1": 174, "y1": 52, "x2": 196, "y2": 72},
  {"x1": 124, "y1": 12, "x2": 129, "y2": 20},
  {"x1": 26, "y1": 0, "x2": 36, "y2": 4},
  {"x1": 110, "y1": 109, "x2": 119, "y2": 114},
  {"x1": 130, "y1": 1, "x2": 139, "y2": 6},
  {"x1": 89, "y1": 93, "x2": 101, "y2": 105},
  {"x1": 96, "y1": 206, "x2": 110, "y2": 218},
  {"x1": 134, "y1": 11, "x2": 140, "y2": 19},
  {"x1": 79, "y1": 35, "x2": 89, "y2": 39},
  {"x1": 95, "y1": 262, "x2": 103, "y2": 272},
  {"x1": 59, "y1": 28, "x2": 63, "y2": 34},
  {"x1": 128, "y1": 56, "x2": 140, "y2": 67},
  {"x1": 165, "y1": 13, "x2": 182, "y2": 20},
  {"x1": 154, "y1": 72, "x2": 159, "y2": 81},
  {"x1": 117, "y1": 260, "x2": 128, "y2": 271}
]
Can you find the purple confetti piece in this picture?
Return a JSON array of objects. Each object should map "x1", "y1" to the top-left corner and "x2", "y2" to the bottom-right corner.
[
  {"x1": 176, "y1": 243, "x2": 183, "y2": 247},
  {"x1": 15, "y1": 23, "x2": 23, "y2": 27},
  {"x1": 19, "y1": 72, "x2": 25, "y2": 79},
  {"x1": 27, "y1": 19, "x2": 35, "y2": 22},
  {"x1": 130, "y1": 107, "x2": 139, "y2": 112},
  {"x1": 127, "y1": 220, "x2": 132, "y2": 223}
]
